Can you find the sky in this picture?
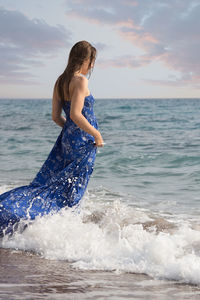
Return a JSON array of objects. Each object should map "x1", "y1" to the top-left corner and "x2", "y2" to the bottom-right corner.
[{"x1": 0, "y1": 0, "x2": 199, "y2": 99}]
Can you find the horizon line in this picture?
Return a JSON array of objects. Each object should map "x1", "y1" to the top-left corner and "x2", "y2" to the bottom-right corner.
[{"x1": 0, "y1": 97, "x2": 200, "y2": 100}]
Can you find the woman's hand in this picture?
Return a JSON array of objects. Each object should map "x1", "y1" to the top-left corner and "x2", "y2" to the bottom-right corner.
[{"x1": 94, "y1": 131, "x2": 105, "y2": 147}]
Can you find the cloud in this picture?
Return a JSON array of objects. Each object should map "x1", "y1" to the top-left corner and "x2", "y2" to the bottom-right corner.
[
  {"x1": 142, "y1": 73, "x2": 200, "y2": 89},
  {"x1": 93, "y1": 42, "x2": 108, "y2": 52},
  {"x1": 66, "y1": 0, "x2": 200, "y2": 88},
  {"x1": 0, "y1": 7, "x2": 71, "y2": 84},
  {"x1": 97, "y1": 54, "x2": 150, "y2": 68}
]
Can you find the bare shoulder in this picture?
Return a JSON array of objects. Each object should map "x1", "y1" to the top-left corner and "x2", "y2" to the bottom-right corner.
[{"x1": 69, "y1": 75, "x2": 89, "y2": 97}]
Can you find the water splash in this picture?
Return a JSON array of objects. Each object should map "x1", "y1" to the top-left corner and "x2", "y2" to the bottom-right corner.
[{"x1": 1, "y1": 188, "x2": 200, "y2": 285}]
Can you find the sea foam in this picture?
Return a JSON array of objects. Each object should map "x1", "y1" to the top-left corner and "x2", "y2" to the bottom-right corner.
[{"x1": 1, "y1": 188, "x2": 200, "y2": 286}]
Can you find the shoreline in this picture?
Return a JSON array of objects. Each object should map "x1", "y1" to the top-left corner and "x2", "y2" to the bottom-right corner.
[{"x1": 0, "y1": 248, "x2": 200, "y2": 299}]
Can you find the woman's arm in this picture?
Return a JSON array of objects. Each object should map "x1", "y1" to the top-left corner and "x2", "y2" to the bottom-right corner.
[
  {"x1": 70, "y1": 76, "x2": 104, "y2": 146},
  {"x1": 52, "y1": 82, "x2": 66, "y2": 128}
]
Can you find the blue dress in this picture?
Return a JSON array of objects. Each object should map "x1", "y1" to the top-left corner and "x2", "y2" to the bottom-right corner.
[{"x1": 0, "y1": 94, "x2": 98, "y2": 236}]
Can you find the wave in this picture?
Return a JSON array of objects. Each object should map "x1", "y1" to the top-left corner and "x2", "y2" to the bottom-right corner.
[{"x1": 1, "y1": 186, "x2": 200, "y2": 285}]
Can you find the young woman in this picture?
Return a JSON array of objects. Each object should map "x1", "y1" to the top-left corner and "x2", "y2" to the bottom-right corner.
[{"x1": 0, "y1": 40, "x2": 104, "y2": 237}]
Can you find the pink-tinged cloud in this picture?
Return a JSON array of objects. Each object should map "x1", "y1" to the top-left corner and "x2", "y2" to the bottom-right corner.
[
  {"x1": 97, "y1": 54, "x2": 151, "y2": 69},
  {"x1": 0, "y1": 7, "x2": 72, "y2": 84},
  {"x1": 66, "y1": 0, "x2": 200, "y2": 88}
]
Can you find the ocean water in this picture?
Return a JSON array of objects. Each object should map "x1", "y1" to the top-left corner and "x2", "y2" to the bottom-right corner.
[{"x1": 0, "y1": 98, "x2": 200, "y2": 299}]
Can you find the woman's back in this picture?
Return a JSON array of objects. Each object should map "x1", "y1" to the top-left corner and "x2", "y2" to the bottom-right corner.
[{"x1": 62, "y1": 75, "x2": 91, "y2": 102}]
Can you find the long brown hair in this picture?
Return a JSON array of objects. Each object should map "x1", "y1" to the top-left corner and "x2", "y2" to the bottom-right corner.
[{"x1": 55, "y1": 40, "x2": 97, "y2": 104}]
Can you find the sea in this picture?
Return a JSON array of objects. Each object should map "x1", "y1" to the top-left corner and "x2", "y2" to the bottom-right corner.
[{"x1": 0, "y1": 97, "x2": 200, "y2": 299}]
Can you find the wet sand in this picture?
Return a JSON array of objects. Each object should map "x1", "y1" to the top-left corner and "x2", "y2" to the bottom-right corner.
[{"x1": 0, "y1": 248, "x2": 200, "y2": 300}]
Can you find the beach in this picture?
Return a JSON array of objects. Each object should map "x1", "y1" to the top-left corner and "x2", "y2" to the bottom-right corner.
[
  {"x1": 1, "y1": 248, "x2": 200, "y2": 300},
  {"x1": 1, "y1": 98, "x2": 200, "y2": 298}
]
